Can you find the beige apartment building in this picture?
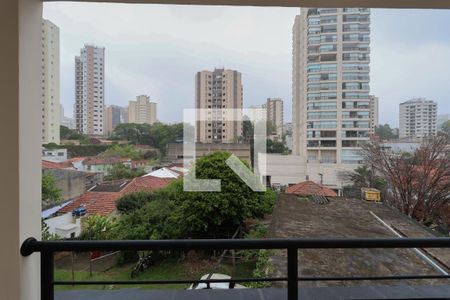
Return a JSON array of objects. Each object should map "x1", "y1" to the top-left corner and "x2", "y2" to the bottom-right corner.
[
  {"x1": 75, "y1": 44, "x2": 105, "y2": 135},
  {"x1": 265, "y1": 98, "x2": 284, "y2": 139},
  {"x1": 195, "y1": 68, "x2": 243, "y2": 143},
  {"x1": 104, "y1": 105, "x2": 122, "y2": 134},
  {"x1": 293, "y1": 8, "x2": 371, "y2": 164},
  {"x1": 369, "y1": 95, "x2": 379, "y2": 134},
  {"x1": 41, "y1": 19, "x2": 60, "y2": 144},
  {"x1": 399, "y1": 98, "x2": 437, "y2": 139},
  {"x1": 128, "y1": 95, "x2": 157, "y2": 125}
]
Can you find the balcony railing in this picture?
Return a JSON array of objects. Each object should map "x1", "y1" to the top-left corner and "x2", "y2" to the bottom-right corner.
[{"x1": 21, "y1": 237, "x2": 450, "y2": 300}]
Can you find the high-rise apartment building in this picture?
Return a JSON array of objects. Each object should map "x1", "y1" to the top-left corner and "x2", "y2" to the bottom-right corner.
[
  {"x1": 293, "y1": 8, "x2": 371, "y2": 164},
  {"x1": 128, "y1": 95, "x2": 157, "y2": 125},
  {"x1": 265, "y1": 98, "x2": 284, "y2": 138},
  {"x1": 75, "y1": 44, "x2": 105, "y2": 135},
  {"x1": 41, "y1": 19, "x2": 60, "y2": 144},
  {"x1": 195, "y1": 69, "x2": 243, "y2": 143},
  {"x1": 399, "y1": 98, "x2": 437, "y2": 139},
  {"x1": 104, "y1": 105, "x2": 122, "y2": 134},
  {"x1": 369, "y1": 95, "x2": 379, "y2": 134}
]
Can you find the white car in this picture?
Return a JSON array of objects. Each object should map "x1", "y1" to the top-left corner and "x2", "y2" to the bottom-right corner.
[{"x1": 188, "y1": 273, "x2": 247, "y2": 290}]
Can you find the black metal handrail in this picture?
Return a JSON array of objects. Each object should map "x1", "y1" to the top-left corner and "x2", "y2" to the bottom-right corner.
[{"x1": 21, "y1": 237, "x2": 450, "y2": 300}]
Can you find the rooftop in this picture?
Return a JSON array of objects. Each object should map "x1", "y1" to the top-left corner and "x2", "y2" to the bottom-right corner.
[
  {"x1": 286, "y1": 181, "x2": 337, "y2": 197},
  {"x1": 268, "y1": 194, "x2": 450, "y2": 288},
  {"x1": 59, "y1": 176, "x2": 171, "y2": 216},
  {"x1": 42, "y1": 160, "x2": 73, "y2": 170}
]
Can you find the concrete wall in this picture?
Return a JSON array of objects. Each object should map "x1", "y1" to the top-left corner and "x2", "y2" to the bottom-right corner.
[
  {"x1": 260, "y1": 154, "x2": 306, "y2": 186},
  {"x1": 0, "y1": 1, "x2": 42, "y2": 299},
  {"x1": 305, "y1": 162, "x2": 358, "y2": 190},
  {"x1": 260, "y1": 154, "x2": 358, "y2": 190},
  {"x1": 44, "y1": 169, "x2": 86, "y2": 201},
  {"x1": 167, "y1": 143, "x2": 251, "y2": 164}
]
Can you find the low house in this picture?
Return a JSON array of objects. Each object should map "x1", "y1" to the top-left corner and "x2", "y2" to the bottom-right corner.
[
  {"x1": 59, "y1": 176, "x2": 172, "y2": 217},
  {"x1": 81, "y1": 157, "x2": 131, "y2": 175},
  {"x1": 42, "y1": 148, "x2": 68, "y2": 162},
  {"x1": 286, "y1": 180, "x2": 337, "y2": 197},
  {"x1": 143, "y1": 167, "x2": 181, "y2": 179}
]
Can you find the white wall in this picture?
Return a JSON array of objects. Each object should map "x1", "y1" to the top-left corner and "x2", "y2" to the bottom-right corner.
[
  {"x1": 0, "y1": 1, "x2": 42, "y2": 300},
  {"x1": 44, "y1": 213, "x2": 81, "y2": 238},
  {"x1": 260, "y1": 153, "x2": 358, "y2": 189},
  {"x1": 260, "y1": 153, "x2": 306, "y2": 186}
]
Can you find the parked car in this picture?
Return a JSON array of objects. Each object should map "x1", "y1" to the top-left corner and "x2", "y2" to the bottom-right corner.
[{"x1": 188, "y1": 273, "x2": 246, "y2": 290}]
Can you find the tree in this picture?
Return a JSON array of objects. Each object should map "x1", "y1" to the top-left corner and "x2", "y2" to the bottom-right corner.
[
  {"x1": 362, "y1": 136, "x2": 450, "y2": 222},
  {"x1": 168, "y1": 152, "x2": 275, "y2": 237},
  {"x1": 440, "y1": 120, "x2": 450, "y2": 136},
  {"x1": 267, "y1": 139, "x2": 289, "y2": 154},
  {"x1": 101, "y1": 144, "x2": 143, "y2": 160},
  {"x1": 60, "y1": 125, "x2": 86, "y2": 141},
  {"x1": 104, "y1": 164, "x2": 145, "y2": 181},
  {"x1": 42, "y1": 172, "x2": 62, "y2": 209},
  {"x1": 78, "y1": 214, "x2": 117, "y2": 240},
  {"x1": 115, "y1": 199, "x2": 181, "y2": 240},
  {"x1": 342, "y1": 165, "x2": 386, "y2": 191},
  {"x1": 111, "y1": 123, "x2": 184, "y2": 155},
  {"x1": 115, "y1": 152, "x2": 276, "y2": 239},
  {"x1": 375, "y1": 124, "x2": 397, "y2": 140}
]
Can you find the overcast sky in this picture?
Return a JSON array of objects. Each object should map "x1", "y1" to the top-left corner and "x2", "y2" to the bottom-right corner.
[{"x1": 44, "y1": 3, "x2": 450, "y2": 127}]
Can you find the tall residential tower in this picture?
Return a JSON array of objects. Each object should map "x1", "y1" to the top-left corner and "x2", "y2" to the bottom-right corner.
[
  {"x1": 75, "y1": 44, "x2": 105, "y2": 135},
  {"x1": 399, "y1": 98, "x2": 437, "y2": 139},
  {"x1": 265, "y1": 98, "x2": 284, "y2": 139},
  {"x1": 41, "y1": 19, "x2": 60, "y2": 144},
  {"x1": 293, "y1": 8, "x2": 371, "y2": 164},
  {"x1": 104, "y1": 105, "x2": 123, "y2": 134},
  {"x1": 128, "y1": 95, "x2": 157, "y2": 125},
  {"x1": 195, "y1": 68, "x2": 243, "y2": 143}
]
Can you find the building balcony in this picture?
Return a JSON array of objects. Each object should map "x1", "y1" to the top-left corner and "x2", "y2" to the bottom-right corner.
[{"x1": 20, "y1": 237, "x2": 450, "y2": 300}]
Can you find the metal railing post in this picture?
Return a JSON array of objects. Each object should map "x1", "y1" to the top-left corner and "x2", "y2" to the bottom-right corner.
[
  {"x1": 287, "y1": 247, "x2": 298, "y2": 300},
  {"x1": 41, "y1": 251, "x2": 54, "y2": 300}
]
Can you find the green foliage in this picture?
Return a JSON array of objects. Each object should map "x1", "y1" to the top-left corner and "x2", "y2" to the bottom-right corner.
[
  {"x1": 267, "y1": 139, "x2": 289, "y2": 154},
  {"x1": 115, "y1": 199, "x2": 181, "y2": 240},
  {"x1": 345, "y1": 165, "x2": 386, "y2": 191},
  {"x1": 42, "y1": 219, "x2": 58, "y2": 241},
  {"x1": 173, "y1": 152, "x2": 275, "y2": 236},
  {"x1": 237, "y1": 224, "x2": 269, "y2": 262},
  {"x1": 116, "y1": 192, "x2": 157, "y2": 214},
  {"x1": 441, "y1": 120, "x2": 450, "y2": 135},
  {"x1": 101, "y1": 144, "x2": 143, "y2": 160},
  {"x1": 78, "y1": 215, "x2": 117, "y2": 240},
  {"x1": 42, "y1": 172, "x2": 62, "y2": 209},
  {"x1": 375, "y1": 124, "x2": 398, "y2": 140},
  {"x1": 104, "y1": 164, "x2": 145, "y2": 181},
  {"x1": 60, "y1": 125, "x2": 86, "y2": 141},
  {"x1": 114, "y1": 152, "x2": 276, "y2": 239},
  {"x1": 112, "y1": 123, "x2": 184, "y2": 155},
  {"x1": 248, "y1": 249, "x2": 273, "y2": 288}
]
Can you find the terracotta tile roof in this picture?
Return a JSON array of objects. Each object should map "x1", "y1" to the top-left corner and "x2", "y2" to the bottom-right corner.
[
  {"x1": 59, "y1": 192, "x2": 121, "y2": 216},
  {"x1": 83, "y1": 157, "x2": 130, "y2": 166},
  {"x1": 59, "y1": 176, "x2": 172, "y2": 216},
  {"x1": 42, "y1": 160, "x2": 73, "y2": 170},
  {"x1": 122, "y1": 176, "x2": 172, "y2": 194},
  {"x1": 67, "y1": 157, "x2": 87, "y2": 164},
  {"x1": 286, "y1": 180, "x2": 337, "y2": 197}
]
